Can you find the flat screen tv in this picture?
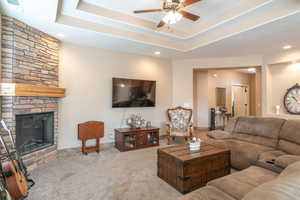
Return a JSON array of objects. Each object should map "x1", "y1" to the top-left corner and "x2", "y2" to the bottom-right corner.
[{"x1": 112, "y1": 78, "x2": 156, "y2": 108}]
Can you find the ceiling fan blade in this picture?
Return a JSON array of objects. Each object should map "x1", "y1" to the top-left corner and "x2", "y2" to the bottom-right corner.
[
  {"x1": 134, "y1": 9, "x2": 163, "y2": 14},
  {"x1": 178, "y1": 10, "x2": 200, "y2": 21},
  {"x1": 182, "y1": 0, "x2": 201, "y2": 7},
  {"x1": 157, "y1": 20, "x2": 165, "y2": 28}
]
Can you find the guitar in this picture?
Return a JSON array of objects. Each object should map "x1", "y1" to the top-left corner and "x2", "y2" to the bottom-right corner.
[
  {"x1": 0, "y1": 136, "x2": 28, "y2": 199},
  {"x1": 0, "y1": 120, "x2": 34, "y2": 199},
  {"x1": 0, "y1": 161, "x2": 12, "y2": 200}
]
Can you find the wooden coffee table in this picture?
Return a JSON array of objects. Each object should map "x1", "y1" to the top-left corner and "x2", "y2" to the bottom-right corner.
[{"x1": 157, "y1": 143, "x2": 230, "y2": 194}]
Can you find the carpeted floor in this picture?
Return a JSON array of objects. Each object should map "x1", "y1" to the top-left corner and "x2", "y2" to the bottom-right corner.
[{"x1": 27, "y1": 140, "x2": 183, "y2": 200}]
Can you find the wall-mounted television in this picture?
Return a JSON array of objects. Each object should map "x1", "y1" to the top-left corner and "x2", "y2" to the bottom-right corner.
[{"x1": 112, "y1": 78, "x2": 156, "y2": 108}]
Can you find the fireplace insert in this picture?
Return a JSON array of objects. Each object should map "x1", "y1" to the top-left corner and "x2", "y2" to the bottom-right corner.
[{"x1": 16, "y1": 112, "x2": 54, "y2": 155}]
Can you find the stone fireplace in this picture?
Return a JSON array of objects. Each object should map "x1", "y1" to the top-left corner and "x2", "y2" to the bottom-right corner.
[{"x1": 1, "y1": 15, "x2": 62, "y2": 169}]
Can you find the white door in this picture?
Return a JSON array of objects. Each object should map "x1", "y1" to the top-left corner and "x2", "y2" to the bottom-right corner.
[{"x1": 232, "y1": 85, "x2": 249, "y2": 117}]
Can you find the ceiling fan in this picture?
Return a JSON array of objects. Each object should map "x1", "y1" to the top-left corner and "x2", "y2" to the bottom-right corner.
[{"x1": 133, "y1": 0, "x2": 201, "y2": 28}]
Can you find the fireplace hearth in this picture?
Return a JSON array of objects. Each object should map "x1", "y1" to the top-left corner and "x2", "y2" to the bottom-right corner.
[{"x1": 16, "y1": 112, "x2": 54, "y2": 155}]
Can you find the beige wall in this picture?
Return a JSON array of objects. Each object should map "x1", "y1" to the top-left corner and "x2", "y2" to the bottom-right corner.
[
  {"x1": 256, "y1": 68, "x2": 262, "y2": 116},
  {"x1": 207, "y1": 70, "x2": 251, "y2": 110},
  {"x1": 250, "y1": 68, "x2": 262, "y2": 116},
  {"x1": 262, "y1": 51, "x2": 300, "y2": 119},
  {"x1": 173, "y1": 53, "x2": 300, "y2": 121},
  {"x1": 194, "y1": 69, "x2": 252, "y2": 128},
  {"x1": 268, "y1": 62, "x2": 300, "y2": 116},
  {"x1": 172, "y1": 56, "x2": 262, "y2": 109},
  {"x1": 193, "y1": 70, "x2": 209, "y2": 127},
  {"x1": 58, "y1": 43, "x2": 173, "y2": 149}
]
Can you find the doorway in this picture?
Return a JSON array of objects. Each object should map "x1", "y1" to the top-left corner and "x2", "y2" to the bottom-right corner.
[
  {"x1": 232, "y1": 85, "x2": 249, "y2": 117},
  {"x1": 193, "y1": 66, "x2": 262, "y2": 130}
]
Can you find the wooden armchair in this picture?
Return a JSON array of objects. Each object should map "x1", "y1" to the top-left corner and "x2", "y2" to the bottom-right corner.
[{"x1": 166, "y1": 106, "x2": 193, "y2": 144}]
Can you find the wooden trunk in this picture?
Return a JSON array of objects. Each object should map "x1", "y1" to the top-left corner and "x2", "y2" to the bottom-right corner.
[{"x1": 157, "y1": 144, "x2": 230, "y2": 194}]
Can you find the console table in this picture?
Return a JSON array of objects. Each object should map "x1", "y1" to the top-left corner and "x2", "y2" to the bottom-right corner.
[{"x1": 114, "y1": 127, "x2": 159, "y2": 152}]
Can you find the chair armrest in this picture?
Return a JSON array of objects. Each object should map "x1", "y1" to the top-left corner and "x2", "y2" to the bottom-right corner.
[
  {"x1": 275, "y1": 155, "x2": 300, "y2": 169},
  {"x1": 207, "y1": 130, "x2": 233, "y2": 140},
  {"x1": 166, "y1": 122, "x2": 172, "y2": 133},
  {"x1": 166, "y1": 122, "x2": 173, "y2": 128}
]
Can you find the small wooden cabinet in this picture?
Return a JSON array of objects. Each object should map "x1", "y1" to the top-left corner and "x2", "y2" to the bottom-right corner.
[
  {"x1": 78, "y1": 121, "x2": 104, "y2": 155},
  {"x1": 115, "y1": 127, "x2": 159, "y2": 152}
]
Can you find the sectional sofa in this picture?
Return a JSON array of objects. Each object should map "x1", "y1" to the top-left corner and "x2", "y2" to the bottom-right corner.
[
  {"x1": 179, "y1": 116, "x2": 300, "y2": 200},
  {"x1": 206, "y1": 116, "x2": 300, "y2": 171}
]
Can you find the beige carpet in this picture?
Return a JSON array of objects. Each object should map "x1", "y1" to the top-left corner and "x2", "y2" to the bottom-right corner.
[{"x1": 27, "y1": 140, "x2": 183, "y2": 200}]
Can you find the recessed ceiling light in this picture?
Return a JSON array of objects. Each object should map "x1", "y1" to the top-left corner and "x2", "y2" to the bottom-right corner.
[
  {"x1": 7, "y1": 0, "x2": 19, "y2": 6},
  {"x1": 283, "y1": 45, "x2": 292, "y2": 50},
  {"x1": 6, "y1": 0, "x2": 23, "y2": 11},
  {"x1": 120, "y1": 83, "x2": 125, "y2": 88},
  {"x1": 247, "y1": 68, "x2": 256, "y2": 73},
  {"x1": 57, "y1": 33, "x2": 65, "y2": 38},
  {"x1": 154, "y1": 51, "x2": 161, "y2": 55}
]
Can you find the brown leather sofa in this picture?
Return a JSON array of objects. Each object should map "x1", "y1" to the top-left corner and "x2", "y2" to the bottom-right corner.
[
  {"x1": 206, "y1": 116, "x2": 300, "y2": 171},
  {"x1": 180, "y1": 161, "x2": 300, "y2": 200},
  {"x1": 179, "y1": 116, "x2": 300, "y2": 200}
]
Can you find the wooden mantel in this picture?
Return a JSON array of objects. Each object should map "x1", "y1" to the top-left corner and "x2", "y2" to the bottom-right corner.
[{"x1": 0, "y1": 83, "x2": 66, "y2": 98}]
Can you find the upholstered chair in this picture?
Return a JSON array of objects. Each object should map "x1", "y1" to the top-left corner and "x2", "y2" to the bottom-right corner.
[{"x1": 166, "y1": 106, "x2": 193, "y2": 144}]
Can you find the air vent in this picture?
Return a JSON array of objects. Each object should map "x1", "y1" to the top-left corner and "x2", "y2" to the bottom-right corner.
[{"x1": 7, "y1": 0, "x2": 19, "y2": 6}]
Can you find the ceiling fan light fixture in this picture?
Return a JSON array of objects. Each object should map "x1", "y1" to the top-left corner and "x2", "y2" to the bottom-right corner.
[{"x1": 162, "y1": 11, "x2": 182, "y2": 24}]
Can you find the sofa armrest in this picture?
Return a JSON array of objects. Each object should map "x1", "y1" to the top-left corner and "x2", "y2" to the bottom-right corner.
[
  {"x1": 275, "y1": 155, "x2": 300, "y2": 169},
  {"x1": 207, "y1": 130, "x2": 233, "y2": 140}
]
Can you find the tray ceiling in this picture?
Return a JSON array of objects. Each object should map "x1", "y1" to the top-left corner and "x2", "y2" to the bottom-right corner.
[{"x1": 1, "y1": 0, "x2": 300, "y2": 58}]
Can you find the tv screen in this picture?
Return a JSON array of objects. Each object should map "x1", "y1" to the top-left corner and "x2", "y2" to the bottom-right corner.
[{"x1": 112, "y1": 78, "x2": 156, "y2": 108}]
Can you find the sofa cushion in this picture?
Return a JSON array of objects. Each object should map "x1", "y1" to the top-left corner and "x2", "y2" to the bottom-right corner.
[
  {"x1": 208, "y1": 166, "x2": 277, "y2": 200},
  {"x1": 277, "y1": 140, "x2": 300, "y2": 155},
  {"x1": 233, "y1": 117, "x2": 285, "y2": 148},
  {"x1": 224, "y1": 117, "x2": 238, "y2": 133},
  {"x1": 242, "y1": 171, "x2": 300, "y2": 200},
  {"x1": 207, "y1": 138, "x2": 274, "y2": 169},
  {"x1": 258, "y1": 150, "x2": 286, "y2": 162},
  {"x1": 205, "y1": 137, "x2": 230, "y2": 149},
  {"x1": 207, "y1": 130, "x2": 233, "y2": 140},
  {"x1": 230, "y1": 141, "x2": 274, "y2": 169},
  {"x1": 179, "y1": 185, "x2": 236, "y2": 200},
  {"x1": 275, "y1": 155, "x2": 300, "y2": 169},
  {"x1": 279, "y1": 160, "x2": 300, "y2": 178},
  {"x1": 232, "y1": 133, "x2": 277, "y2": 148},
  {"x1": 254, "y1": 150, "x2": 286, "y2": 173},
  {"x1": 278, "y1": 120, "x2": 300, "y2": 155}
]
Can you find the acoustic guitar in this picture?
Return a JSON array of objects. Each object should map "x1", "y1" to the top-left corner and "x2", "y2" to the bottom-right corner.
[
  {"x1": 0, "y1": 165, "x2": 12, "y2": 200},
  {"x1": 1, "y1": 159, "x2": 28, "y2": 199},
  {"x1": 0, "y1": 129, "x2": 28, "y2": 199}
]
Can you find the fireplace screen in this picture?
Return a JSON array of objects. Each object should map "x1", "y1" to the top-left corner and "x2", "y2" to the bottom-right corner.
[{"x1": 16, "y1": 112, "x2": 54, "y2": 155}]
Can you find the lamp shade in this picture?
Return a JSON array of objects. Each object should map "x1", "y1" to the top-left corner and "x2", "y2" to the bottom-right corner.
[{"x1": 162, "y1": 11, "x2": 182, "y2": 24}]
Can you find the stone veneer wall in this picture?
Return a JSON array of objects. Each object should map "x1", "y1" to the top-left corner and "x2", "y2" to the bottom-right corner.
[{"x1": 1, "y1": 15, "x2": 60, "y2": 170}]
